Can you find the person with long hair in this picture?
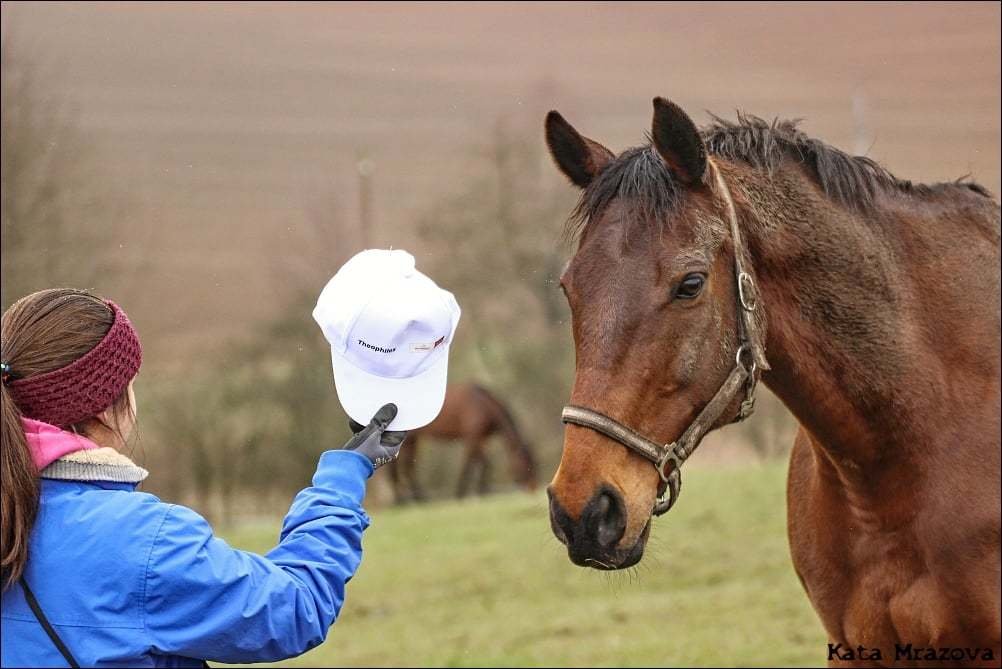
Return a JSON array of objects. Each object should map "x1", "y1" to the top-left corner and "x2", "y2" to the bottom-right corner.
[{"x1": 0, "y1": 288, "x2": 406, "y2": 667}]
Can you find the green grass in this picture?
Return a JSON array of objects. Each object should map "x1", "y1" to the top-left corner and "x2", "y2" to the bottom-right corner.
[{"x1": 220, "y1": 461, "x2": 826, "y2": 667}]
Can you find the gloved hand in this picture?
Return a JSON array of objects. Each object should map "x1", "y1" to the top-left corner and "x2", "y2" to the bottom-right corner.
[{"x1": 343, "y1": 403, "x2": 408, "y2": 469}]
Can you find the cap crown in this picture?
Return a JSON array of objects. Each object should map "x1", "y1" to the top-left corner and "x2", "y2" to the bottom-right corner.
[{"x1": 313, "y1": 249, "x2": 460, "y2": 379}]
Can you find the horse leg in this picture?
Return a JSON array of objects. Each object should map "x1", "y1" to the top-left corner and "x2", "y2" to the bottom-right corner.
[
  {"x1": 391, "y1": 435, "x2": 417, "y2": 504},
  {"x1": 477, "y1": 446, "x2": 492, "y2": 496},
  {"x1": 387, "y1": 458, "x2": 405, "y2": 505},
  {"x1": 402, "y1": 439, "x2": 425, "y2": 503},
  {"x1": 456, "y1": 442, "x2": 480, "y2": 499}
]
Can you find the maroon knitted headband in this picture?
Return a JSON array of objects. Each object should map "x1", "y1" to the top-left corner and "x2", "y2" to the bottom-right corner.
[{"x1": 7, "y1": 301, "x2": 142, "y2": 428}]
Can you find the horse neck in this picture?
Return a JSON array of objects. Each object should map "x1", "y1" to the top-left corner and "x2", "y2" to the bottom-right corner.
[
  {"x1": 731, "y1": 161, "x2": 999, "y2": 473},
  {"x1": 482, "y1": 391, "x2": 529, "y2": 458},
  {"x1": 495, "y1": 409, "x2": 526, "y2": 457}
]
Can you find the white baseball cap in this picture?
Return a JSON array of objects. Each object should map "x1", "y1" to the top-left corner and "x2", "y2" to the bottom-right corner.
[{"x1": 312, "y1": 249, "x2": 461, "y2": 431}]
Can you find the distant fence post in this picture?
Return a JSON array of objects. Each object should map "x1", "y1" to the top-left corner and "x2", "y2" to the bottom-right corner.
[{"x1": 357, "y1": 156, "x2": 375, "y2": 249}]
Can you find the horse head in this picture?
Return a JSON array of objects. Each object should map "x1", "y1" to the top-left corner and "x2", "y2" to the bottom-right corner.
[{"x1": 545, "y1": 98, "x2": 763, "y2": 569}]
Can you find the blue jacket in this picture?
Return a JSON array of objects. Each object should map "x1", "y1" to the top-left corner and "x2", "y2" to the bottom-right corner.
[{"x1": 1, "y1": 450, "x2": 374, "y2": 667}]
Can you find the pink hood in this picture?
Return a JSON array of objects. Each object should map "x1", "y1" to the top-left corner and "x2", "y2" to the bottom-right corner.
[{"x1": 22, "y1": 417, "x2": 99, "y2": 470}]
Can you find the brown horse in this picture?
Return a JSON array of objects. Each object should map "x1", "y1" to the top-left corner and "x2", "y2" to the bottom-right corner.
[
  {"x1": 389, "y1": 383, "x2": 537, "y2": 502},
  {"x1": 545, "y1": 98, "x2": 1000, "y2": 666}
]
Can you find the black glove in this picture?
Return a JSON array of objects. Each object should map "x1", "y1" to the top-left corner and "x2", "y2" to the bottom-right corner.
[{"x1": 343, "y1": 403, "x2": 407, "y2": 469}]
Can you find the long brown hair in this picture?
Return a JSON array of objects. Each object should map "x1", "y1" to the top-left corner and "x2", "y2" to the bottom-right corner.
[{"x1": 1, "y1": 288, "x2": 132, "y2": 591}]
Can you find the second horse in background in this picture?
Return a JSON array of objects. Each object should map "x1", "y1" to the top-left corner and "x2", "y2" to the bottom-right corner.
[{"x1": 389, "y1": 383, "x2": 538, "y2": 503}]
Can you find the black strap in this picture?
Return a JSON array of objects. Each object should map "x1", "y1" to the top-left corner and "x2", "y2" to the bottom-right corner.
[{"x1": 19, "y1": 577, "x2": 80, "y2": 668}]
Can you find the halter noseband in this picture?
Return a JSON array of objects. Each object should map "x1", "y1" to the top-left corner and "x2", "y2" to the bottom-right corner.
[{"x1": 561, "y1": 159, "x2": 769, "y2": 516}]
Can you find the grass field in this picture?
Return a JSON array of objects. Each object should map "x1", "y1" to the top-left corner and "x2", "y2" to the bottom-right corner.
[{"x1": 219, "y1": 460, "x2": 827, "y2": 667}]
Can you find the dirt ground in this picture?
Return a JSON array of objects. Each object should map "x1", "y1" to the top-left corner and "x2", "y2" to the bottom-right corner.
[{"x1": 3, "y1": 2, "x2": 1000, "y2": 363}]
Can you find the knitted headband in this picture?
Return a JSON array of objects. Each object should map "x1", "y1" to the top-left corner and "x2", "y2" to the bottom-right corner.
[{"x1": 5, "y1": 301, "x2": 142, "y2": 428}]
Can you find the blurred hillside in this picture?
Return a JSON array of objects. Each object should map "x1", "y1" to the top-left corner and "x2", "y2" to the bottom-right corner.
[
  {"x1": 2, "y1": 2, "x2": 999, "y2": 513},
  {"x1": 3, "y1": 2, "x2": 998, "y2": 356}
]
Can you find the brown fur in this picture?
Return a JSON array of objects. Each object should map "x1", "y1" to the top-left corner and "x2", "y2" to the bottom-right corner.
[
  {"x1": 388, "y1": 383, "x2": 537, "y2": 502},
  {"x1": 545, "y1": 99, "x2": 1000, "y2": 666}
]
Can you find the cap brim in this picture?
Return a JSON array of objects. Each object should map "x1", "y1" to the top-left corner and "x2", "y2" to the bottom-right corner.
[{"x1": 331, "y1": 348, "x2": 449, "y2": 431}]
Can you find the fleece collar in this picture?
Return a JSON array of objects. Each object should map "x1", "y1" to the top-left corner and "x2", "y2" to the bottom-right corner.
[
  {"x1": 22, "y1": 417, "x2": 148, "y2": 483},
  {"x1": 41, "y1": 447, "x2": 149, "y2": 484}
]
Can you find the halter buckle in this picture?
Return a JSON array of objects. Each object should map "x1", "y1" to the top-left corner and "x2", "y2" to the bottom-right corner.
[
  {"x1": 655, "y1": 444, "x2": 683, "y2": 484},
  {"x1": 737, "y1": 396, "x2": 756, "y2": 421},
  {"x1": 734, "y1": 343, "x2": 757, "y2": 375},
  {"x1": 738, "y1": 272, "x2": 758, "y2": 312},
  {"x1": 731, "y1": 344, "x2": 759, "y2": 423},
  {"x1": 653, "y1": 467, "x2": 682, "y2": 516}
]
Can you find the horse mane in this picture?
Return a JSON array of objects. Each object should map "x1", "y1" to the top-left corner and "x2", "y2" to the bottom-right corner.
[{"x1": 566, "y1": 112, "x2": 993, "y2": 241}]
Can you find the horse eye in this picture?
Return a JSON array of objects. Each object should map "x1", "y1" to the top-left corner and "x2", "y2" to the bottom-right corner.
[{"x1": 675, "y1": 273, "x2": 706, "y2": 299}]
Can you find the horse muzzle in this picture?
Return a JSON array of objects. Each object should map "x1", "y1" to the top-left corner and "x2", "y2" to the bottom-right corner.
[{"x1": 547, "y1": 485, "x2": 651, "y2": 570}]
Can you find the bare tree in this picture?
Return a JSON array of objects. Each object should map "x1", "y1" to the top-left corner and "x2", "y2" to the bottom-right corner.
[
  {"x1": 416, "y1": 116, "x2": 577, "y2": 484},
  {"x1": 140, "y1": 185, "x2": 361, "y2": 520},
  {"x1": 1, "y1": 26, "x2": 121, "y2": 309}
]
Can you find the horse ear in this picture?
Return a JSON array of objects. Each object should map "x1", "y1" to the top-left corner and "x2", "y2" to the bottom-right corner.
[
  {"x1": 545, "y1": 111, "x2": 615, "y2": 188},
  {"x1": 651, "y1": 97, "x2": 707, "y2": 186}
]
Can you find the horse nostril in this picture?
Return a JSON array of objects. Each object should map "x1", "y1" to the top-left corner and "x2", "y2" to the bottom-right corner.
[
  {"x1": 550, "y1": 486, "x2": 627, "y2": 555},
  {"x1": 592, "y1": 489, "x2": 626, "y2": 549}
]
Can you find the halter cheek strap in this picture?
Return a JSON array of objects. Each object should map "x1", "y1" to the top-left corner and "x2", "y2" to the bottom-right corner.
[
  {"x1": 562, "y1": 158, "x2": 769, "y2": 516},
  {"x1": 713, "y1": 157, "x2": 769, "y2": 372}
]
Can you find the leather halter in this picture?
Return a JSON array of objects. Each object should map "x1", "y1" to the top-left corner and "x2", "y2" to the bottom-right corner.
[{"x1": 561, "y1": 158, "x2": 769, "y2": 516}]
